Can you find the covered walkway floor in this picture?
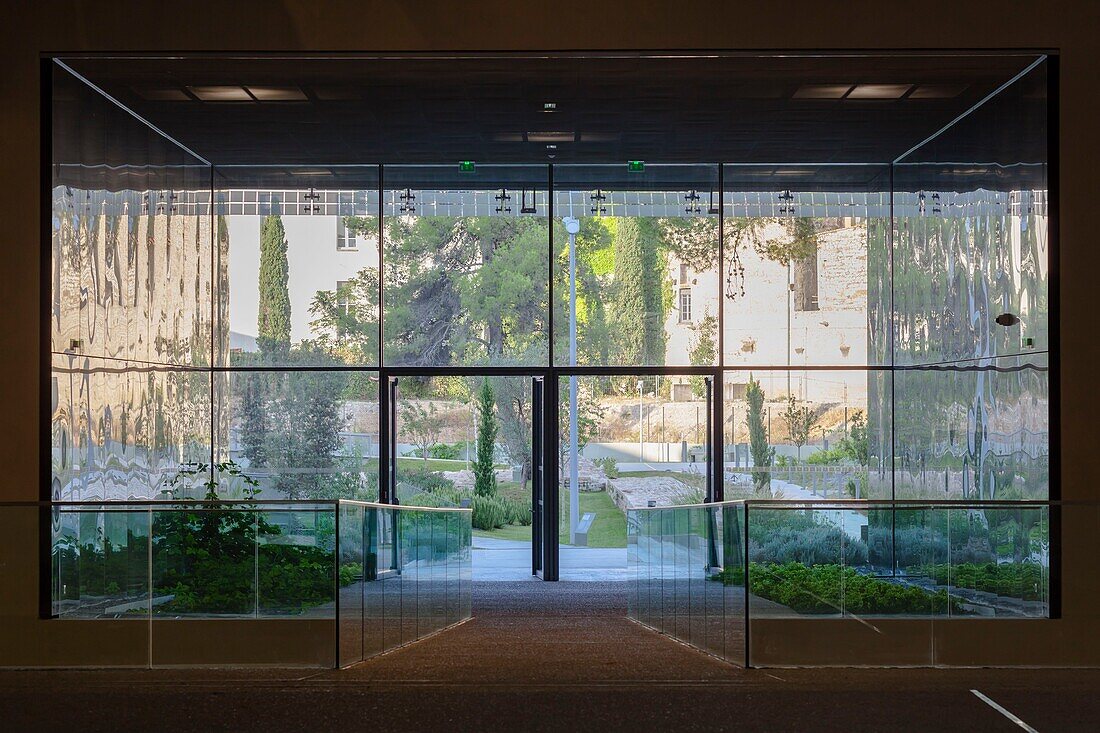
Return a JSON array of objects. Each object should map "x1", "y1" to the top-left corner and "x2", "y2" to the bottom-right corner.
[{"x1": 3, "y1": 583, "x2": 1100, "y2": 731}]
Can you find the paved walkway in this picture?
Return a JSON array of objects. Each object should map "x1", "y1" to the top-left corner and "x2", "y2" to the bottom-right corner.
[{"x1": 473, "y1": 537, "x2": 630, "y2": 581}]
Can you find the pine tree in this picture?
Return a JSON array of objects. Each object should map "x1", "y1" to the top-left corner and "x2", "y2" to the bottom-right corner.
[
  {"x1": 746, "y1": 375, "x2": 775, "y2": 495},
  {"x1": 257, "y1": 215, "x2": 291, "y2": 352},
  {"x1": 473, "y1": 379, "x2": 498, "y2": 497}
]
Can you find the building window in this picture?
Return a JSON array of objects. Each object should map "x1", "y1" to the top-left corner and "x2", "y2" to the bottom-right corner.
[
  {"x1": 679, "y1": 287, "x2": 692, "y2": 323},
  {"x1": 336, "y1": 219, "x2": 356, "y2": 250},
  {"x1": 336, "y1": 280, "x2": 353, "y2": 317}
]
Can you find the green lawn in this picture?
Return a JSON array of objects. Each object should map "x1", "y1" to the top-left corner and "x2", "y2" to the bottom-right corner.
[
  {"x1": 560, "y1": 490, "x2": 627, "y2": 547},
  {"x1": 473, "y1": 489, "x2": 627, "y2": 548}
]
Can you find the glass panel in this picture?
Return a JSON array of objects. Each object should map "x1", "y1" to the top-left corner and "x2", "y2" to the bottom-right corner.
[
  {"x1": 941, "y1": 505, "x2": 1049, "y2": 618},
  {"x1": 52, "y1": 505, "x2": 150, "y2": 619},
  {"x1": 216, "y1": 166, "x2": 381, "y2": 367},
  {"x1": 383, "y1": 165, "x2": 549, "y2": 366},
  {"x1": 553, "y1": 164, "x2": 719, "y2": 367},
  {"x1": 719, "y1": 503, "x2": 745, "y2": 664},
  {"x1": 723, "y1": 369, "x2": 872, "y2": 501},
  {"x1": 51, "y1": 354, "x2": 212, "y2": 501},
  {"x1": 51, "y1": 62, "x2": 214, "y2": 368},
  {"x1": 747, "y1": 504, "x2": 935, "y2": 666},
  {"x1": 338, "y1": 502, "x2": 365, "y2": 665},
  {"x1": 148, "y1": 503, "x2": 336, "y2": 667},
  {"x1": 722, "y1": 165, "x2": 891, "y2": 367},
  {"x1": 892, "y1": 355, "x2": 1049, "y2": 500},
  {"x1": 395, "y1": 375, "x2": 533, "y2": 581},
  {"x1": 559, "y1": 373, "x2": 697, "y2": 580},
  {"x1": 892, "y1": 60, "x2": 1048, "y2": 366},
  {"x1": 219, "y1": 369, "x2": 379, "y2": 501},
  {"x1": 363, "y1": 506, "x2": 385, "y2": 658}
]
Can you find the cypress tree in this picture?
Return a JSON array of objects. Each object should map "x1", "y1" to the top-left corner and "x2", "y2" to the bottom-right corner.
[
  {"x1": 473, "y1": 379, "x2": 498, "y2": 497},
  {"x1": 610, "y1": 218, "x2": 666, "y2": 367},
  {"x1": 257, "y1": 215, "x2": 291, "y2": 352},
  {"x1": 746, "y1": 375, "x2": 775, "y2": 495}
]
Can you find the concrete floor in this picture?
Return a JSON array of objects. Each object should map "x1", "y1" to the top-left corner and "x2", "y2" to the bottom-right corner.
[{"x1": 2, "y1": 582, "x2": 1099, "y2": 732}]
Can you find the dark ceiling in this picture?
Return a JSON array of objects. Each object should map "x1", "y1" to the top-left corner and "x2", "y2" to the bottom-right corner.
[{"x1": 59, "y1": 53, "x2": 1046, "y2": 168}]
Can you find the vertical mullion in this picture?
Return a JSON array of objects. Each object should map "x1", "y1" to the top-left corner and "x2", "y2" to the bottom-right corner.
[
  {"x1": 889, "y1": 164, "x2": 895, "y2": 503},
  {"x1": 547, "y1": 164, "x2": 554, "y2": 369},
  {"x1": 378, "y1": 164, "x2": 385, "y2": 370},
  {"x1": 717, "y1": 163, "x2": 724, "y2": 371}
]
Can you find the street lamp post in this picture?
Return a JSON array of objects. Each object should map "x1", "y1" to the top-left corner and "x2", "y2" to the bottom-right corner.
[{"x1": 564, "y1": 216, "x2": 581, "y2": 544}]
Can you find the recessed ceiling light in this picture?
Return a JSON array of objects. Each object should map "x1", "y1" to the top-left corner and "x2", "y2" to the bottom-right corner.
[
  {"x1": 131, "y1": 86, "x2": 191, "y2": 101},
  {"x1": 792, "y1": 85, "x2": 852, "y2": 99},
  {"x1": 246, "y1": 86, "x2": 308, "y2": 101},
  {"x1": 526, "y1": 131, "x2": 575, "y2": 143},
  {"x1": 188, "y1": 85, "x2": 253, "y2": 101},
  {"x1": 908, "y1": 84, "x2": 968, "y2": 99},
  {"x1": 847, "y1": 84, "x2": 912, "y2": 99}
]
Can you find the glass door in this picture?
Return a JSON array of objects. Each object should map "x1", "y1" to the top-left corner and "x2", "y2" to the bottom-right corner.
[
  {"x1": 386, "y1": 372, "x2": 551, "y2": 579},
  {"x1": 557, "y1": 371, "x2": 718, "y2": 581}
]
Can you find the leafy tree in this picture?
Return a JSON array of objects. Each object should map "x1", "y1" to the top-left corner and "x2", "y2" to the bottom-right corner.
[
  {"x1": 688, "y1": 311, "x2": 718, "y2": 398},
  {"x1": 401, "y1": 400, "x2": 444, "y2": 464},
  {"x1": 559, "y1": 379, "x2": 607, "y2": 468},
  {"x1": 473, "y1": 379, "x2": 498, "y2": 497},
  {"x1": 309, "y1": 267, "x2": 379, "y2": 361},
  {"x1": 782, "y1": 396, "x2": 822, "y2": 461},
  {"x1": 460, "y1": 218, "x2": 550, "y2": 360},
  {"x1": 257, "y1": 215, "x2": 291, "y2": 351},
  {"x1": 492, "y1": 375, "x2": 533, "y2": 490},
  {"x1": 745, "y1": 376, "x2": 775, "y2": 495}
]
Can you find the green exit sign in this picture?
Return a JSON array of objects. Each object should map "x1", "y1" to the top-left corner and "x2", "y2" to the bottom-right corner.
[
  {"x1": 627, "y1": 160, "x2": 645, "y2": 173},
  {"x1": 459, "y1": 161, "x2": 476, "y2": 172}
]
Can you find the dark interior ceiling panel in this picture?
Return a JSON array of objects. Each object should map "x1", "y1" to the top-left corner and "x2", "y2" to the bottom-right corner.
[{"x1": 60, "y1": 53, "x2": 1044, "y2": 168}]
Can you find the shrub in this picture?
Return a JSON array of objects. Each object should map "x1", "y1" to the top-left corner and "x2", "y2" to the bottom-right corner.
[
  {"x1": 716, "y1": 562, "x2": 957, "y2": 615},
  {"x1": 920, "y1": 561, "x2": 1045, "y2": 600},
  {"x1": 502, "y1": 496, "x2": 532, "y2": 526},
  {"x1": 749, "y1": 525, "x2": 868, "y2": 567},
  {"x1": 428, "y1": 442, "x2": 461, "y2": 460},
  {"x1": 339, "y1": 562, "x2": 362, "y2": 587},
  {"x1": 594, "y1": 456, "x2": 620, "y2": 479},
  {"x1": 866, "y1": 524, "x2": 948, "y2": 570},
  {"x1": 807, "y1": 447, "x2": 847, "y2": 465},
  {"x1": 471, "y1": 495, "x2": 509, "y2": 530},
  {"x1": 402, "y1": 467, "x2": 457, "y2": 495}
]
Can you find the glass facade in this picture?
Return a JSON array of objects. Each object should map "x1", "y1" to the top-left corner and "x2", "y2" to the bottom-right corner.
[
  {"x1": 48, "y1": 53, "x2": 1053, "y2": 611},
  {"x1": 47, "y1": 52, "x2": 1051, "y2": 638}
]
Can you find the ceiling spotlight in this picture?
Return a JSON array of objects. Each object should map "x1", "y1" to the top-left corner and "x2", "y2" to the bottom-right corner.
[
  {"x1": 188, "y1": 85, "x2": 253, "y2": 101},
  {"x1": 847, "y1": 84, "x2": 912, "y2": 99},
  {"x1": 527, "y1": 131, "x2": 575, "y2": 143},
  {"x1": 245, "y1": 86, "x2": 308, "y2": 101}
]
